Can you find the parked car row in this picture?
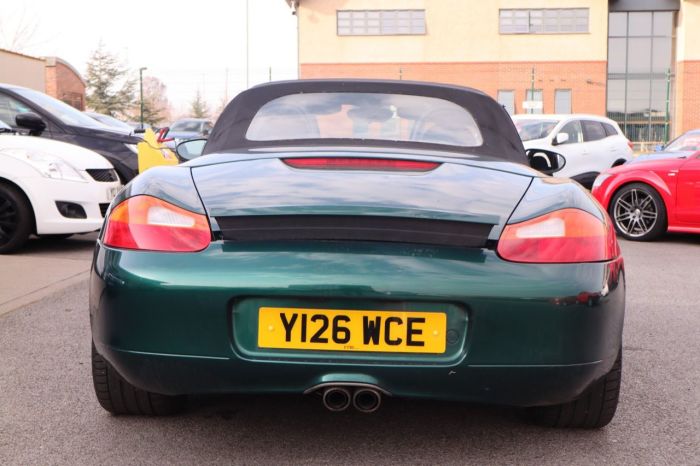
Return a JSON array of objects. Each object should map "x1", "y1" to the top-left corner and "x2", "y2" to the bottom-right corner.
[
  {"x1": 512, "y1": 114, "x2": 633, "y2": 188},
  {"x1": 1, "y1": 78, "x2": 697, "y2": 258},
  {"x1": 0, "y1": 119, "x2": 120, "y2": 253},
  {"x1": 0, "y1": 83, "x2": 141, "y2": 182},
  {"x1": 592, "y1": 130, "x2": 700, "y2": 241},
  {"x1": 512, "y1": 113, "x2": 700, "y2": 241}
]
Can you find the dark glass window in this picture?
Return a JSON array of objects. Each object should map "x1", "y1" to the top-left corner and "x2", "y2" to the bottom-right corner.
[
  {"x1": 525, "y1": 89, "x2": 543, "y2": 114},
  {"x1": 558, "y1": 120, "x2": 584, "y2": 144},
  {"x1": 628, "y1": 12, "x2": 652, "y2": 36},
  {"x1": 603, "y1": 123, "x2": 618, "y2": 136},
  {"x1": 500, "y1": 8, "x2": 588, "y2": 34},
  {"x1": 337, "y1": 10, "x2": 425, "y2": 36},
  {"x1": 555, "y1": 89, "x2": 572, "y2": 114},
  {"x1": 582, "y1": 121, "x2": 607, "y2": 141},
  {"x1": 608, "y1": 38, "x2": 627, "y2": 74},
  {"x1": 497, "y1": 90, "x2": 515, "y2": 115},
  {"x1": 609, "y1": 12, "x2": 627, "y2": 36},
  {"x1": 606, "y1": 11, "x2": 675, "y2": 145}
]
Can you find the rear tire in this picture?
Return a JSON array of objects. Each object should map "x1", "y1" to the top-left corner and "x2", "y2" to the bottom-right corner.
[
  {"x1": 0, "y1": 183, "x2": 33, "y2": 254},
  {"x1": 610, "y1": 183, "x2": 666, "y2": 241},
  {"x1": 91, "y1": 342, "x2": 185, "y2": 415},
  {"x1": 528, "y1": 349, "x2": 621, "y2": 429}
]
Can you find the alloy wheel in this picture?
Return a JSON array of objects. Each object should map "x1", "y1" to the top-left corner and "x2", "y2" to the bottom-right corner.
[
  {"x1": 0, "y1": 195, "x2": 19, "y2": 246},
  {"x1": 613, "y1": 188, "x2": 658, "y2": 238}
]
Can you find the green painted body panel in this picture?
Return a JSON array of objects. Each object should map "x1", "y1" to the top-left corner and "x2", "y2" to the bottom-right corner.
[
  {"x1": 90, "y1": 240, "x2": 625, "y2": 406},
  {"x1": 190, "y1": 156, "x2": 530, "y2": 230}
]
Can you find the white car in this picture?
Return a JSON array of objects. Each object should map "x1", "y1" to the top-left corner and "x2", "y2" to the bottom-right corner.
[
  {"x1": 0, "y1": 120, "x2": 121, "y2": 253},
  {"x1": 512, "y1": 114, "x2": 633, "y2": 188}
]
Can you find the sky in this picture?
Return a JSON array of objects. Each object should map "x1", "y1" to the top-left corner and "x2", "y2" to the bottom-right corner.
[{"x1": 0, "y1": 0, "x2": 298, "y2": 118}]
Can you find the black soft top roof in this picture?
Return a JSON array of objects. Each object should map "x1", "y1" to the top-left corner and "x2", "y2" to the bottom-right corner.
[{"x1": 204, "y1": 79, "x2": 527, "y2": 164}]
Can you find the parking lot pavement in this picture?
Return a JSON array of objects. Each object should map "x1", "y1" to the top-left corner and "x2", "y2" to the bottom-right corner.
[
  {"x1": 0, "y1": 233, "x2": 97, "y2": 316},
  {"x1": 0, "y1": 235, "x2": 699, "y2": 465}
]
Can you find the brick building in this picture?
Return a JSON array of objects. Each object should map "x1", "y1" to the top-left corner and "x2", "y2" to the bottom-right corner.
[
  {"x1": 0, "y1": 49, "x2": 85, "y2": 110},
  {"x1": 44, "y1": 57, "x2": 86, "y2": 110},
  {"x1": 287, "y1": 0, "x2": 698, "y2": 145}
]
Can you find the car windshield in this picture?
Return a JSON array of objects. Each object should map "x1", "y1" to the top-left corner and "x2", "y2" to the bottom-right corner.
[
  {"x1": 13, "y1": 88, "x2": 106, "y2": 129},
  {"x1": 171, "y1": 121, "x2": 202, "y2": 132},
  {"x1": 513, "y1": 119, "x2": 558, "y2": 141},
  {"x1": 245, "y1": 92, "x2": 483, "y2": 147},
  {"x1": 664, "y1": 132, "x2": 700, "y2": 152},
  {"x1": 90, "y1": 113, "x2": 133, "y2": 131}
]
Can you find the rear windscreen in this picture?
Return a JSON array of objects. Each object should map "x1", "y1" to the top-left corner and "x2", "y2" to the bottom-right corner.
[{"x1": 246, "y1": 92, "x2": 483, "y2": 147}]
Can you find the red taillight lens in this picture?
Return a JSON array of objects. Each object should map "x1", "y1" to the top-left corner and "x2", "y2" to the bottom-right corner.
[
  {"x1": 497, "y1": 208, "x2": 619, "y2": 263},
  {"x1": 283, "y1": 157, "x2": 440, "y2": 172},
  {"x1": 103, "y1": 195, "x2": 211, "y2": 252},
  {"x1": 627, "y1": 140, "x2": 634, "y2": 150}
]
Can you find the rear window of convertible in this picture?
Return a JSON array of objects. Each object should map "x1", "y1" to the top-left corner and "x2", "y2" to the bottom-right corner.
[{"x1": 245, "y1": 92, "x2": 484, "y2": 147}]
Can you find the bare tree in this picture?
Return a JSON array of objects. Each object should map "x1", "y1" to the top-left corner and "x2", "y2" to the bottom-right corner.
[{"x1": 0, "y1": 6, "x2": 40, "y2": 53}]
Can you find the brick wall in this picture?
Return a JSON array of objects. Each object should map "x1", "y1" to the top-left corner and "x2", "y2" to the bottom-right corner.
[
  {"x1": 45, "y1": 59, "x2": 85, "y2": 110},
  {"x1": 301, "y1": 61, "x2": 608, "y2": 115},
  {"x1": 675, "y1": 61, "x2": 700, "y2": 135}
]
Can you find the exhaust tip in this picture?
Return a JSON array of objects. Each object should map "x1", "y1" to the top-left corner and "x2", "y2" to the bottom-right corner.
[
  {"x1": 352, "y1": 388, "x2": 382, "y2": 413},
  {"x1": 322, "y1": 387, "x2": 351, "y2": 412}
]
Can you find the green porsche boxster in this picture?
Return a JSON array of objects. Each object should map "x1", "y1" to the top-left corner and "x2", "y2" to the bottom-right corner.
[{"x1": 90, "y1": 80, "x2": 624, "y2": 428}]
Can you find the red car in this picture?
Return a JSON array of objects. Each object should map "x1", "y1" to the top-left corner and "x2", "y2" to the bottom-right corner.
[{"x1": 592, "y1": 130, "x2": 700, "y2": 241}]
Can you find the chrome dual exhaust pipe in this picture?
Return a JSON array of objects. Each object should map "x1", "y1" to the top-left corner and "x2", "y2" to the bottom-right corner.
[
  {"x1": 321, "y1": 386, "x2": 382, "y2": 413},
  {"x1": 322, "y1": 387, "x2": 352, "y2": 412},
  {"x1": 352, "y1": 388, "x2": 381, "y2": 413}
]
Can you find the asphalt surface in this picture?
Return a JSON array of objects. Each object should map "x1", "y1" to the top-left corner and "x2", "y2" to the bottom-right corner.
[{"x1": 1, "y1": 235, "x2": 698, "y2": 465}]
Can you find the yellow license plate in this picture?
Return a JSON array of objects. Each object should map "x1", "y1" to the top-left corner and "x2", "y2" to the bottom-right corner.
[{"x1": 258, "y1": 307, "x2": 447, "y2": 354}]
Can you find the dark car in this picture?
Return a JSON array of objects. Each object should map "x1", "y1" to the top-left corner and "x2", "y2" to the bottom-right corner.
[
  {"x1": 91, "y1": 80, "x2": 624, "y2": 428},
  {"x1": 0, "y1": 84, "x2": 141, "y2": 182},
  {"x1": 85, "y1": 111, "x2": 135, "y2": 136},
  {"x1": 160, "y1": 118, "x2": 213, "y2": 152}
]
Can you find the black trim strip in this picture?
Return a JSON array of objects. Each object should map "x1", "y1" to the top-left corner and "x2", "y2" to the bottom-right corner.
[{"x1": 216, "y1": 215, "x2": 493, "y2": 248}]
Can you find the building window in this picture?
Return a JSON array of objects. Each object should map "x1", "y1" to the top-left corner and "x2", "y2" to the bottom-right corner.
[
  {"x1": 524, "y1": 89, "x2": 543, "y2": 114},
  {"x1": 607, "y1": 11, "x2": 674, "y2": 145},
  {"x1": 497, "y1": 90, "x2": 515, "y2": 115},
  {"x1": 500, "y1": 9, "x2": 589, "y2": 34},
  {"x1": 337, "y1": 10, "x2": 426, "y2": 36},
  {"x1": 555, "y1": 89, "x2": 572, "y2": 114}
]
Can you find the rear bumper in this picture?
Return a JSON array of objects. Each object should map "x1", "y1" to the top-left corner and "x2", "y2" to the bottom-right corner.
[{"x1": 90, "y1": 241, "x2": 625, "y2": 407}]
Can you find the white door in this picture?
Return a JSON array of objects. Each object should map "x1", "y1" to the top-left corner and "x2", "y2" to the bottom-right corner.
[
  {"x1": 552, "y1": 119, "x2": 588, "y2": 178},
  {"x1": 581, "y1": 120, "x2": 615, "y2": 173}
]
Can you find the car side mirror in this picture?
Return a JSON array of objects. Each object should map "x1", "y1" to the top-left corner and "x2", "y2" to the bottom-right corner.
[
  {"x1": 654, "y1": 144, "x2": 664, "y2": 152},
  {"x1": 15, "y1": 112, "x2": 47, "y2": 136},
  {"x1": 176, "y1": 138, "x2": 207, "y2": 160},
  {"x1": 526, "y1": 149, "x2": 566, "y2": 176},
  {"x1": 552, "y1": 132, "x2": 569, "y2": 146}
]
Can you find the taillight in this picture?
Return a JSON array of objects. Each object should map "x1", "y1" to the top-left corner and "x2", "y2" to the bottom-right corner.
[
  {"x1": 103, "y1": 195, "x2": 211, "y2": 252},
  {"x1": 497, "y1": 208, "x2": 619, "y2": 263},
  {"x1": 283, "y1": 157, "x2": 440, "y2": 172},
  {"x1": 627, "y1": 140, "x2": 634, "y2": 151}
]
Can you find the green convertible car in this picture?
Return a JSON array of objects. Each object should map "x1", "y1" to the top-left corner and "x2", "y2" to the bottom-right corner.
[{"x1": 90, "y1": 80, "x2": 625, "y2": 428}]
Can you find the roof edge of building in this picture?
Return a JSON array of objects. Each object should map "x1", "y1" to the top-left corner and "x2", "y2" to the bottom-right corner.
[
  {"x1": 0, "y1": 47, "x2": 44, "y2": 62},
  {"x1": 44, "y1": 56, "x2": 87, "y2": 86}
]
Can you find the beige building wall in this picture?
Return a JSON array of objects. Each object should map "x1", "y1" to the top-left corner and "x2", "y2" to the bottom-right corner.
[
  {"x1": 0, "y1": 49, "x2": 45, "y2": 91},
  {"x1": 298, "y1": 0, "x2": 608, "y2": 65}
]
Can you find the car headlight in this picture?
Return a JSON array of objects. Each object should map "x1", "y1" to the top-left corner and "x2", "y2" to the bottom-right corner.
[
  {"x1": 1, "y1": 148, "x2": 87, "y2": 182},
  {"x1": 124, "y1": 143, "x2": 139, "y2": 154},
  {"x1": 592, "y1": 173, "x2": 611, "y2": 189}
]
